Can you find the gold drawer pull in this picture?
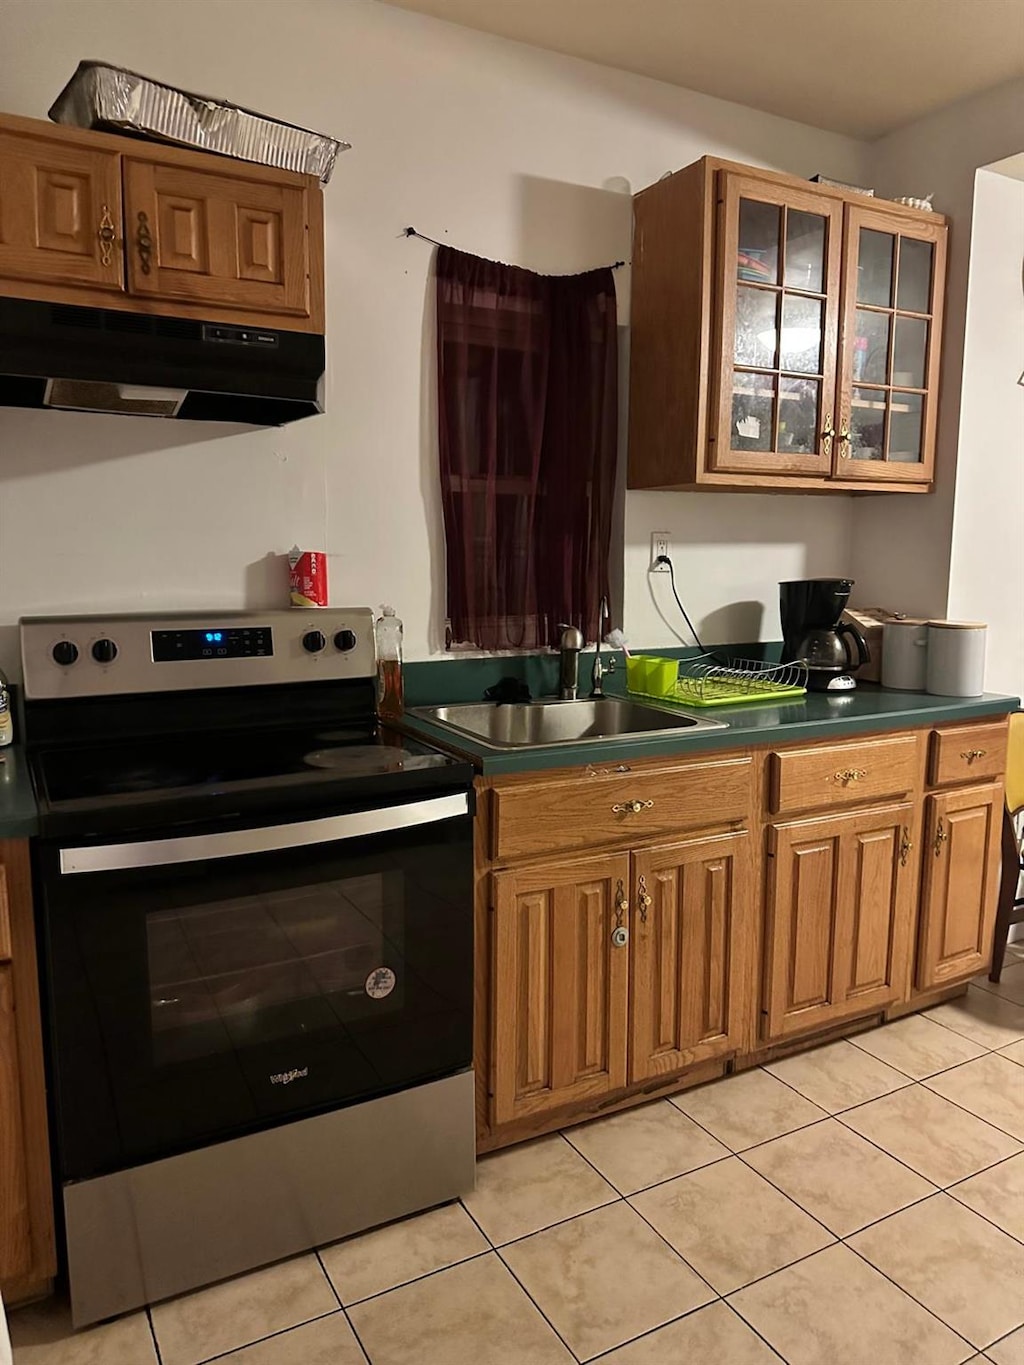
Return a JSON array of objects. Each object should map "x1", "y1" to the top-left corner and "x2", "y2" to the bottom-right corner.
[
  {"x1": 612, "y1": 799, "x2": 654, "y2": 814},
  {"x1": 136, "y1": 210, "x2": 153, "y2": 275},
  {"x1": 97, "y1": 204, "x2": 118, "y2": 267},
  {"x1": 838, "y1": 425, "x2": 853, "y2": 459},
  {"x1": 614, "y1": 880, "x2": 628, "y2": 926},
  {"x1": 834, "y1": 767, "x2": 867, "y2": 784},
  {"x1": 960, "y1": 749, "x2": 987, "y2": 763},
  {"x1": 821, "y1": 415, "x2": 835, "y2": 457},
  {"x1": 900, "y1": 827, "x2": 913, "y2": 867},
  {"x1": 934, "y1": 820, "x2": 948, "y2": 856},
  {"x1": 637, "y1": 874, "x2": 652, "y2": 924}
]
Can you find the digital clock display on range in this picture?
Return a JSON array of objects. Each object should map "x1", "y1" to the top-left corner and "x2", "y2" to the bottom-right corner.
[{"x1": 151, "y1": 627, "x2": 273, "y2": 662}]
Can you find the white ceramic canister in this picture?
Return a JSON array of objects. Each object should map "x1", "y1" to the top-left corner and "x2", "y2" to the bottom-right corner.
[
  {"x1": 926, "y1": 621, "x2": 987, "y2": 697},
  {"x1": 881, "y1": 618, "x2": 929, "y2": 690}
]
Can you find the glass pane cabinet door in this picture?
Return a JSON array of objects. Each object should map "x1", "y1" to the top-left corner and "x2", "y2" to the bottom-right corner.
[
  {"x1": 712, "y1": 175, "x2": 843, "y2": 476},
  {"x1": 837, "y1": 206, "x2": 946, "y2": 483}
]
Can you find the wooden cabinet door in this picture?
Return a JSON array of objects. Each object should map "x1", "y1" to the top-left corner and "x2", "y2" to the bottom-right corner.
[
  {"x1": 835, "y1": 204, "x2": 945, "y2": 484},
  {"x1": 491, "y1": 853, "x2": 629, "y2": 1126},
  {"x1": 0, "y1": 964, "x2": 31, "y2": 1283},
  {"x1": 709, "y1": 172, "x2": 843, "y2": 477},
  {"x1": 629, "y1": 831, "x2": 752, "y2": 1083},
  {"x1": 765, "y1": 803, "x2": 915, "y2": 1038},
  {"x1": 917, "y1": 783, "x2": 1002, "y2": 990},
  {"x1": 0, "y1": 127, "x2": 123, "y2": 293},
  {"x1": 123, "y1": 158, "x2": 311, "y2": 318}
]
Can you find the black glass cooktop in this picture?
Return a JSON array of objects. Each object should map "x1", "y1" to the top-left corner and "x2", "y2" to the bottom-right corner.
[{"x1": 37, "y1": 726, "x2": 461, "y2": 809}]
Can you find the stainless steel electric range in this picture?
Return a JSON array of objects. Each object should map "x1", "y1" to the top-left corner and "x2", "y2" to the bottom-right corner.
[{"x1": 21, "y1": 609, "x2": 476, "y2": 1327}]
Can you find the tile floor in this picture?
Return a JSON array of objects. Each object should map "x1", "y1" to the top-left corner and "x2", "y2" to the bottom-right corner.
[{"x1": 11, "y1": 961, "x2": 1024, "y2": 1365}]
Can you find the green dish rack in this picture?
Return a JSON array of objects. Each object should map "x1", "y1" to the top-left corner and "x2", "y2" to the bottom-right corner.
[{"x1": 626, "y1": 655, "x2": 808, "y2": 707}]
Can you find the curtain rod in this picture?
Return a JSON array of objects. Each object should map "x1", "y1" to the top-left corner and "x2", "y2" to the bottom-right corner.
[{"x1": 403, "y1": 226, "x2": 626, "y2": 269}]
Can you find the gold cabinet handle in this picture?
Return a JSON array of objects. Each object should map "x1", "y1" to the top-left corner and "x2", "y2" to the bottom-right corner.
[
  {"x1": 613, "y1": 880, "x2": 628, "y2": 925},
  {"x1": 136, "y1": 210, "x2": 153, "y2": 275},
  {"x1": 97, "y1": 204, "x2": 118, "y2": 267},
  {"x1": 900, "y1": 827, "x2": 913, "y2": 867},
  {"x1": 934, "y1": 819, "x2": 948, "y2": 856},
  {"x1": 838, "y1": 425, "x2": 853, "y2": 459},
  {"x1": 834, "y1": 767, "x2": 867, "y2": 784},
  {"x1": 960, "y1": 749, "x2": 987, "y2": 763},
  {"x1": 637, "y1": 874, "x2": 652, "y2": 924},
  {"x1": 612, "y1": 798, "x2": 654, "y2": 815},
  {"x1": 821, "y1": 415, "x2": 835, "y2": 457}
]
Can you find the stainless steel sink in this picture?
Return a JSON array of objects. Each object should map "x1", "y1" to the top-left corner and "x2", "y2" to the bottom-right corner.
[{"x1": 411, "y1": 697, "x2": 727, "y2": 749}]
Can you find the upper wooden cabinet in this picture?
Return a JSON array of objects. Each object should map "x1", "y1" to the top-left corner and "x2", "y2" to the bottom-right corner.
[
  {"x1": 628, "y1": 157, "x2": 947, "y2": 493},
  {"x1": 0, "y1": 113, "x2": 324, "y2": 333}
]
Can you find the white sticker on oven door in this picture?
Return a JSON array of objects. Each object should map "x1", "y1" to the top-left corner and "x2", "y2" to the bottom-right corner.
[{"x1": 365, "y1": 967, "x2": 397, "y2": 1000}]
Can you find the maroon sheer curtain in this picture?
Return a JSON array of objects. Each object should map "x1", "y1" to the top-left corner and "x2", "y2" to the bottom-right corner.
[{"x1": 436, "y1": 246, "x2": 617, "y2": 650}]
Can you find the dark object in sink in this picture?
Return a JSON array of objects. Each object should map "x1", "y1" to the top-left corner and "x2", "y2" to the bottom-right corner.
[{"x1": 483, "y1": 677, "x2": 533, "y2": 704}]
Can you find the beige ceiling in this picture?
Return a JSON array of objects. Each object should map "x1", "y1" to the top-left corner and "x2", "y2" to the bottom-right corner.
[{"x1": 380, "y1": 0, "x2": 1024, "y2": 138}]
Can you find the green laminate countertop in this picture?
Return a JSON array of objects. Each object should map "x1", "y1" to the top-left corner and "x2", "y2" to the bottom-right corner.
[
  {"x1": 401, "y1": 682, "x2": 1020, "y2": 776},
  {"x1": 0, "y1": 745, "x2": 39, "y2": 838}
]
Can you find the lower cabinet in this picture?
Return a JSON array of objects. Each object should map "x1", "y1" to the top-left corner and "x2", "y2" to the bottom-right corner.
[
  {"x1": 0, "y1": 963, "x2": 32, "y2": 1282},
  {"x1": 630, "y1": 832, "x2": 751, "y2": 1081},
  {"x1": 764, "y1": 802, "x2": 916, "y2": 1039},
  {"x1": 917, "y1": 782, "x2": 1003, "y2": 990},
  {"x1": 491, "y1": 853, "x2": 630, "y2": 1126}
]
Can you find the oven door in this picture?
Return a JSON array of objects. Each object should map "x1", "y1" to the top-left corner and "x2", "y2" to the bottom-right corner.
[{"x1": 36, "y1": 791, "x2": 473, "y2": 1182}]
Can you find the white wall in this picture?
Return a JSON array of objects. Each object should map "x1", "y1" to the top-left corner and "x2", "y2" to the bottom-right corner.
[
  {"x1": 0, "y1": 0, "x2": 869, "y2": 669},
  {"x1": 945, "y1": 164, "x2": 1024, "y2": 695},
  {"x1": 850, "y1": 77, "x2": 1024, "y2": 628}
]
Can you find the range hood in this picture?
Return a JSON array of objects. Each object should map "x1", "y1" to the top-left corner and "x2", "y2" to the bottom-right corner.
[{"x1": 0, "y1": 298, "x2": 324, "y2": 425}]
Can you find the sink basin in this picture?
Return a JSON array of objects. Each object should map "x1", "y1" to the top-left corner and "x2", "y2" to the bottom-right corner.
[{"x1": 411, "y1": 697, "x2": 727, "y2": 749}]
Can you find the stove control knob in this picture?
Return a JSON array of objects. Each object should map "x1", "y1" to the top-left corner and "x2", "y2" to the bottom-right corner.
[
  {"x1": 333, "y1": 629, "x2": 358, "y2": 653},
  {"x1": 302, "y1": 630, "x2": 327, "y2": 654},
  {"x1": 91, "y1": 638, "x2": 118, "y2": 665},
  {"x1": 51, "y1": 640, "x2": 79, "y2": 667}
]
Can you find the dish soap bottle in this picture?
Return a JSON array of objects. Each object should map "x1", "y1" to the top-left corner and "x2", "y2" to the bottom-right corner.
[
  {"x1": 375, "y1": 606, "x2": 404, "y2": 722},
  {"x1": 0, "y1": 669, "x2": 13, "y2": 748}
]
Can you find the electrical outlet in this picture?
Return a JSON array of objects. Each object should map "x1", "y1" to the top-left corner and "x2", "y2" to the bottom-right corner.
[{"x1": 650, "y1": 532, "x2": 670, "y2": 572}]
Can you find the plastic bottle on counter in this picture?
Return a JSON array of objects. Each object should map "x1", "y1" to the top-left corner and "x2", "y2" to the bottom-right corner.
[
  {"x1": 375, "y1": 606, "x2": 404, "y2": 721},
  {"x1": 0, "y1": 669, "x2": 12, "y2": 747}
]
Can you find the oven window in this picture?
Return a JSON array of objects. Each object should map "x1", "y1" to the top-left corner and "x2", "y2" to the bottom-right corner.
[{"x1": 148, "y1": 877, "x2": 403, "y2": 1067}]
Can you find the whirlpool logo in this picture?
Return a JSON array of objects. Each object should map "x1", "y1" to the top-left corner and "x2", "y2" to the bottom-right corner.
[{"x1": 269, "y1": 1067, "x2": 309, "y2": 1086}]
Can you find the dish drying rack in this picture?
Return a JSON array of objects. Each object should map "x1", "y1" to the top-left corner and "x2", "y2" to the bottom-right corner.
[{"x1": 626, "y1": 655, "x2": 808, "y2": 707}]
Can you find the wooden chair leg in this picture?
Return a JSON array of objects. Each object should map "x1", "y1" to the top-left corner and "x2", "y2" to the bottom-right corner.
[{"x1": 990, "y1": 809, "x2": 1020, "y2": 982}]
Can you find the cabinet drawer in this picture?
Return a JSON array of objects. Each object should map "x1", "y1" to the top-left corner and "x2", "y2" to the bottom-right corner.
[
  {"x1": 769, "y1": 735, "x2": 919, "y2": 815},
  {"x1": 492, "y1": 756, "x2": 752, "y2": 862},
  {"x1": 929, "y1": 723, "x2": 1007, "y2": 787}
]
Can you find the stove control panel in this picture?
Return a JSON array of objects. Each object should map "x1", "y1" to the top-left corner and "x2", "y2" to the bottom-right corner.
[{"x1": 21, "y1": 609, "x2": 377, "y2": 700}]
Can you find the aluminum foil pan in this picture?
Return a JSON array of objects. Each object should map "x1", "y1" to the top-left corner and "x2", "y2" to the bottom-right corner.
[{"x1": 49, "y1": 61, "x2": 348, "y2": 183}]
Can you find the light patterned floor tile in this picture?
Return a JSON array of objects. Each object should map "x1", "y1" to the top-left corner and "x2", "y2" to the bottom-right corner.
[
  {"x1": 728, "y1": 1243, "x2": 970, "y2": 1365},
  {"x1": 764, "y1": 1040, "x2": 910, "y2": 1113},
  {"x1": 9, "y1": 1296, "x2": 157, "y2": 1365},
  {"x1": 744, "y1": 1117, "x2": 935, "y2": 1235},
  {"x1": 851, "y1": 1014, "x2": 988, "y2": 1079},
  {"x1": 927, "y1": 991, "x2": 1024, "y2": 1050},
  {"x1": 461, "y1": 1133, "x2": 616, "y2": 1245},
  {"x1": 347, "y1": 1253, "x2": 572, "y2": 1365},
  {"x1": 840, "y1": 1083, "x2": 1022, "y2": 1186},
  {"x1": 925, "y1": 1053, "x2": 1024, "y2": 1140},
  {"x1": 501, "y1": 1201, "x2": 713, "y2": 1361},
  {"x1": 564, "y1": 1097, "x2": 728, "y2": 1194},
  {"x1": 319, "y1": 1201, "x2": 488, "y2": 1304},
  {"x1": 973, "y1": 963, "x2": 1024, "y2": 1008},
  {"x1": 149, "y1": 1254, "x2": 337, "y2": 1365},
  {"x1": 671, "y1": 1066, "x2": 827, "y2": 1151},
  {"x1": 208, "y1": 1312, "x2": 365, "y2": 1364},
  {"x1": 630, "y1": 1155, "x2": 833, "y2": 1294},
  {"x1": 1000, "y1": 1040, "x2": 1024, "y2": 1067},
  {"x1": 597, "y1": 1300, "x2": 782, "y2": 1364},
  {"x1": 849, "y1": 1194, "x2": 1024, "y2": 1349},
  {"x1": 988, "y1": 1325, "x2": 1024, "y2": 1365},
  {"x1": 950, "y1": 1154, "x2": 1024, "y2": 1242}
]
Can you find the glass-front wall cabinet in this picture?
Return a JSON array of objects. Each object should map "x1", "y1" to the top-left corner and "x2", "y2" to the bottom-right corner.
[
  {"x1": 838, "y1": 207, "x2": 945, "y2": 483},
  {"x1": 709, "y1": 171, "x2": 944, "y2": 486}
]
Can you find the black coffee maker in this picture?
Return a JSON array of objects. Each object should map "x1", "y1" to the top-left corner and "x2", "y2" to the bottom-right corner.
[{"x1": 779, "y1": 578, "x2": 870, "y2": 692}]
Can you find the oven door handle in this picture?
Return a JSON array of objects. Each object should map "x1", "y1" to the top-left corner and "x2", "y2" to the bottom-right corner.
[{"x1": 58, "y1": 792, "x2": 471, "y2": 875}]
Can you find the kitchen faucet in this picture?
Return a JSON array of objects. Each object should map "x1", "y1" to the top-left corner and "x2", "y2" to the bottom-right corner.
[
  {"x1": 590, "y1": 597, "x2": 610, "y2": 697},
  {"x1": 557, "y1": 624, "x2": 584, "y2": 700}
]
